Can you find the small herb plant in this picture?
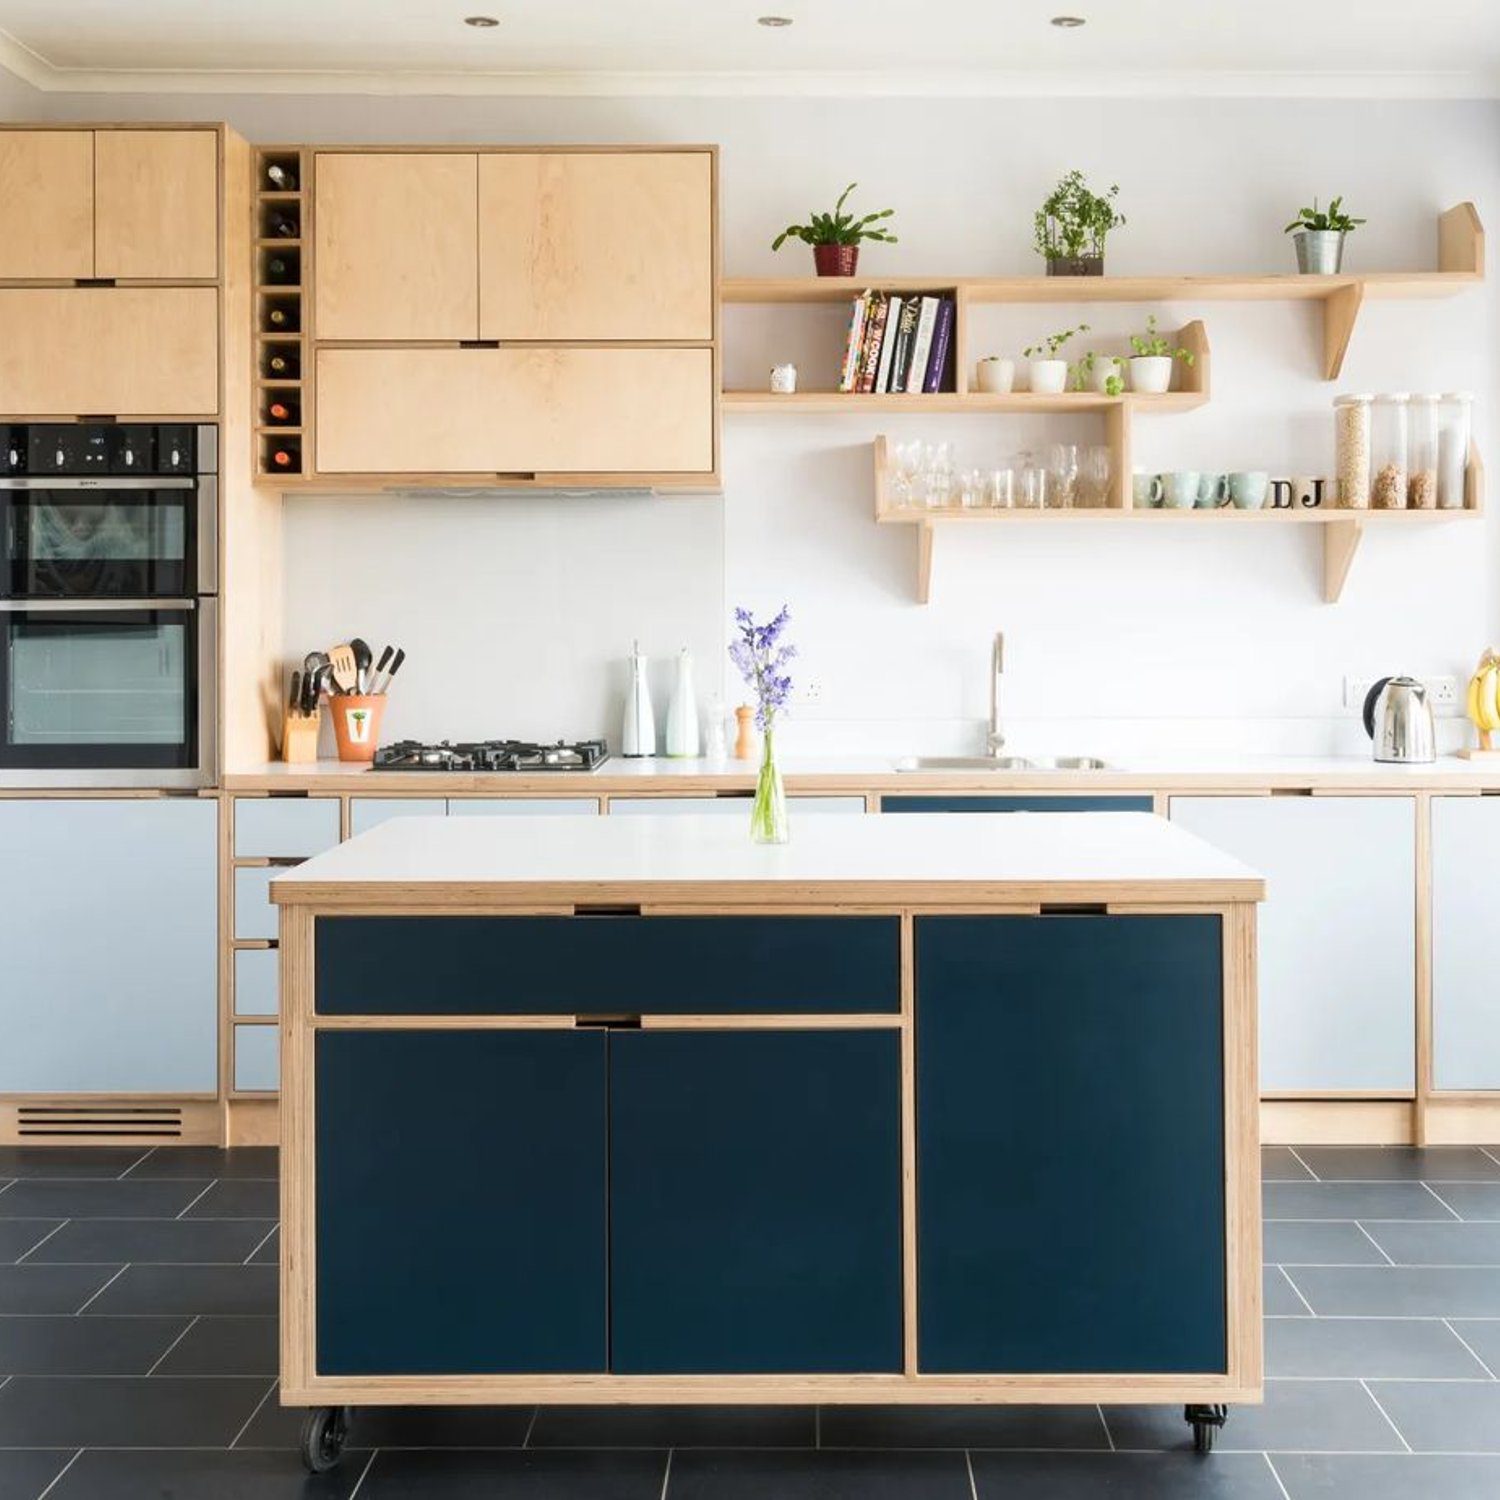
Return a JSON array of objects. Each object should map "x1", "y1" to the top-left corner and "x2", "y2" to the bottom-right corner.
[
  {"x1": 1074, "y1": 350, "x2": 1125, "y2": 396},
  {"x1": 1129, "y1": 315, "x2": 1194, "y2": 364},
  {"x1": 1284, "y1": 196, "x2": 1366, "y2": 235},
  {"x1": 771, "y1": 183, "x2": 897, "y2": 251},
  {"x1": 1033, "y1": 170, "x2": 1125, "y2": 263},
  {"x1": 1023, "y1": 324, "x2": 1089, "y2": 360}
]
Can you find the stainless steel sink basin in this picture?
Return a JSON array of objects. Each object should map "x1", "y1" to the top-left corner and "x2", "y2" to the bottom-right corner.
[{"x1": 894, "y1": 755, "x2": 1109, "y2": 772}]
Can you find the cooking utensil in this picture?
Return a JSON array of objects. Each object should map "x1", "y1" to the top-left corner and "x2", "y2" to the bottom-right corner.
[
  {"x1": 288, "y1": 670, "x2": 302, "y2": 714},
  {"x1": 1363, "y1": 676, "x2": 1437, "y2": 764},
  {"x1": 350, "y1": 637, "x2": 373, "y2": 694},
  {"x1": 370, "y1": 644, "x2": 393, "y2": 692},
  {"x1": 371, "y1": 647, "x2": 405, "y2": 696},
  {"x1": 328, "y1": 642, "x2": 359, "y2": 695}
]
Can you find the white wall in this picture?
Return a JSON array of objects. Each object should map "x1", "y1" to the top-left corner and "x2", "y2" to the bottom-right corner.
[{"x1": 12, "y1": 79, "x2": 1498, "y2": 754}]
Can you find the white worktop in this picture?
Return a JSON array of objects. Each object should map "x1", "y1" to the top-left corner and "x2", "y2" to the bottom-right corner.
[{"x1": 271, "y1": 811, "x2": 1263, "y2": 901}]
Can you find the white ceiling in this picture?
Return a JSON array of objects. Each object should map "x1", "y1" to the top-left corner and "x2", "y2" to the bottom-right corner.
[{"x1": 0, "y1": 0, "x2": 1498, "y2": 96}]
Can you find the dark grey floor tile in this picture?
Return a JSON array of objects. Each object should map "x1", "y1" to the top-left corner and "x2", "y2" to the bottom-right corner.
[
  {"x1": 1448, "y1": 1320, "x2": 1500, "y2": 1374},
  {"x1": 0, "y1": 1315, "x2": 188, "y2": 1375},
  {"x1": 531, "y1": 1404, "x2": 812, "y2": 1449},
  {"x1": 1273, "y1": 1454, "x2": 1500, "y2": 1500},
  {"x1": 1264, "y1": 1147, "x2": 1315, "y2": 1181},
  {"x1": 1266, "y1": 1222, "x2": 1387, "y2": 1266},
  {"x1": 1368, "y1": 1380, "x2": 1500, "y2": 1453},
  {"x1": 1288, "y1": 1266, "x2": 1500, "y2": 1318},
  {"x1": 1264, "y1": 1183, "x2": 1453, "y2": 1222},
  {"x1": 250, "y1": 1226, "x2": 279, "y2": 1265},
  {"x1": 362, "y1": 1448, "x2": 666, "y2": 1498},
  {"x1": 1105, "y1": 1380, "x2": 1402, "y2": 1453},
  {"x1": 183, "y1": 1180, "x2": 281, "y2": 1219},
  {"x1": 1362, "y1": 1221, "x2": 1500, "y2": 1266},
  {"x1": 0, "y1": 1149, "x2": 146, "y2": 1180},
  {"x1": 153, "y1": 1315, "x2": 278, "y2": 1376},
  {"x1": 0, "y1": 1221, "x2": 62, "y2": 1263},
  {"x1": 1433, "y1": 1184, "x2": 1500, "y2": 1221},
  {"x1": 0, "y1": 1179, "x2": 208, "y2": 1220},
  {"x1": 1265, "y1": 1266, "x2": 1312, "y2": 1316},
  {"x1": 0, "y1": 1375, "x2": 269, "y2": 1446},
  {"x1": 46, "y1": 1447, "x2": 358, "y2": 1500},
  {"x1": 0, "y1": 1265, "x2": 119, "y2": 1314},
  {"x1": 87, "y1": 1263, "x2": 277, "y2": 1316},
  {"x1": 1297, "y1": 1148, "x2": 1500, "y2": 1183},
  {"x1": 973, "y1": 1450, "x2": 1285, "y2": 1499},
  {"x1": 667, "y1": 1448, "x2": 970, "y2": 1500},
  {"x1": 122, "y1": 1147, "x2": 279, "y2": 1181},
  {"x1": 819, "y1": 1403, "x2": 1107, "y2": 1450},
  {"x1": 26, "y1": 1217, "x2": 276, "y2": 1264},
  {"x1": 0, "y1": 1449, "x2": 76, "y2": 1500},
  {"x1": 1266, "y1": 1317, "x2": 1488, "y2": 1378},
  {"x1": 236, "y1": 1394, "x2": 534, "y2": 1450}
]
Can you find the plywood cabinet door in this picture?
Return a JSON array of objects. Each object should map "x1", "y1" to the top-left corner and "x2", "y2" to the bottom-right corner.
[
  {"x1": 1432, "y1": 797, "x2": 1500, "y2": 1089},
  {"x1": 314, "y1": 346, "x2": 714, "y2": 475},
  {"x1": 478, "y1": 152, "x2": 713, "y2": 341},
  {"x1": 0, "y1": 131, "x2": 95, "y2": 278},
  {"x1": 314, "y1": 153, "x2": 479, "y2": 340},
  {"x1": 0, "y1": 287, "x2": 218, "y2": 416},
  {"x1": 94, "y1": 130, "x2": 219, "y2": 280}
]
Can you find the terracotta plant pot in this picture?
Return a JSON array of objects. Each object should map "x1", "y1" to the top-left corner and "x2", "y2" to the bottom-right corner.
[
  {"x1": 1046, "y1": 255, "x2": 1104, "y2": 277},
  {"x1": 813, "y1": 243, "x2": 859, "y2": 277}
]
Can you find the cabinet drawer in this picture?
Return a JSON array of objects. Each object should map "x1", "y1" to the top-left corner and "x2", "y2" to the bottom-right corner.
[
  {"x1": 234, "y1": 948, "x2": 279, "y2": 1017},
  {"x1": 316, "y1": 914, "x2": 901, "y2": 1016},
  {"x1": 609, "y1": 796, "x2": 865, "y2": 816},
  {"x1": 315, "y1": 346, "x2": 715, "y2": 476},
  {"x1": 447, "y1": 798, "x2": 599, "y2": 817},
  {"x1": 234, "y1": 866, "x2": 280, "y2": 942},
  {"x1": 234, "y1": 798, "x2": 342, "y2": 858},
  {"x1": 349, "y1": 798, "x2": 447, "y2": 836},
  {"x1": 882, "y1": 795, "x2": 1154, "y2": 814},
  {"x1": 233, "y1": 1024, "x2": 279, "y2": 1093}
]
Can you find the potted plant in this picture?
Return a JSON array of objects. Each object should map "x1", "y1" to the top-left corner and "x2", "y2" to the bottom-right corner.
[
  {"x1": 974, "y1": 355, "x2": 1016, "y2": 394},
  {"x1": 1033, "y1": 170, "x2": 1124, "y2": 276},
  {"x1": 1127, "y1": 315, "x2": 1194, "y2": 395},
  {"x1": 1075, "y1": 349, "x2": 1125, "y2": 396},
  {"x1": 1285, "y1": 195, "x2": 1365, "y2": 275},
  {"x1": 771, "y1": 182, "x2": 897, "y2": 277},
  {"x1": 1022, "y1": 324, "x2": 1089, "y2": 395}
]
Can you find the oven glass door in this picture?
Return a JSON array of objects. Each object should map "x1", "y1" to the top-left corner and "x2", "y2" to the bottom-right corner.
[
  {"x1": 0, "y1": 602, "x2": 203, "y2": 771},
  {"x1": 0, "y1": 478, "x2": 203, "y2": 599}
]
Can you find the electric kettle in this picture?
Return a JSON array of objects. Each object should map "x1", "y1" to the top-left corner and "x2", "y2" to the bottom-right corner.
[{"x1": 1362, "y1": 676, "x2": 1437, "y2": 764}]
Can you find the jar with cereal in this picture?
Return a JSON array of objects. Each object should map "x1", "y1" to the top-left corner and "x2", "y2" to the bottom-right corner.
[
  {"x1": 1370, "y1": 393, "x2": 1408, "y2": 509},
  {"x1": 1436, "y1": 392, "x2": 1473, "y2": 510},
  {"x1": 1406, "y1": 394, "x2": 1438, "y2": 509},
  {"x1": 1334, "y1": 394, "x2": 1372, "y2": 509}
]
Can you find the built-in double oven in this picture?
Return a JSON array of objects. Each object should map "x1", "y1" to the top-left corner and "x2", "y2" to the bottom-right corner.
[{"x1": 0, "y1": 424, "x2": 218, "y2": 787}]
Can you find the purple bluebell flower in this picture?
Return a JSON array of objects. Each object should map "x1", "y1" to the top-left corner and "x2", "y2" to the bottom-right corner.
[{"x1": 729, "y1": 605, "x2": 797, "y2": 732}]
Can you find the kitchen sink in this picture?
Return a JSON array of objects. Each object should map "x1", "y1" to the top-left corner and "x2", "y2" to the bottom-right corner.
[{"x1": 894, "y1": 755, "x2": 1110, "y2": 772}]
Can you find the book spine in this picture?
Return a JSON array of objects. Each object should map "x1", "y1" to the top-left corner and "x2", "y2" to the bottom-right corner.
[
  {"x1": 838, "y1": 293, "x2": 869, "y2": 393},
  {"x1": 890, "y1": 299, "x2": 920, "y2": 392},
  {"x1": 873, "y1": 295, "x2": 902, "y2": 393},
  {"x1": 858, "y1": 294, "x2": 889, "y2": 393},
  {"x1": 923, "y1": 298, "x2": 956, "y2": 394},
  {"x1": 906, "y1": 297, "x2": 940, "y2": 395}
]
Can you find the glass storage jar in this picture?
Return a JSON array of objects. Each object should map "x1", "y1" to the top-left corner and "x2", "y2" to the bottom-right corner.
[
  {"x1": 1334, "y1": 393, "x2": 1372, "y2": 509},
  {"x1": 1406, "y1": 395, "x2": 1438, "y2": 509},
  {"x1": 1436, "y1": 392, "x2": 1473, "y2": 510},
  {"x1": 1370, "y1": 393, "x2": 1409, "y2": 509}
]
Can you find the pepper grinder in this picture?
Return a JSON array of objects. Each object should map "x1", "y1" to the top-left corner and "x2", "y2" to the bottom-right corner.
[
  {"x1": 621, "y1": 641, "x2": 656, "y2": 757},
  {"x1": 733, "y1": 705, "x2": 756, "y2": 760}
]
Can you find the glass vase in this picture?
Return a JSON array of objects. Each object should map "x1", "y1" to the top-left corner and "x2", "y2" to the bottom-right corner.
[{"x1": 750, "y1": 728, "x2": 789, "y2": 844}]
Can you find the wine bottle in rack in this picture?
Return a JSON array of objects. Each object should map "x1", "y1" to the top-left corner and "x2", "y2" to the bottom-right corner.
[
  {"x1": 263, "y1": 301, "x2": 300, "y2": 333},
  {"x1": 266, "y1": 438, "x2": 302, "y2": 471},
  {"x1": 265, "y1": 397, "x2": 301, "y2": 427},
  {"x1": 262, "y1": 252, "x2": 299, "y2": 285},
  {"x1": 262, "y1": 208, "x2": 300, "y2": 239},
  {"x1": 264, "y1": 160, "x2": 299, "y2": 191},
  {"x1": 263, "y1": 347, "x2": 301, "y2": 379}
]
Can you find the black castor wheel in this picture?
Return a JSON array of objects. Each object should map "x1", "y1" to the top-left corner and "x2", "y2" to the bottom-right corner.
[
  {"x1": 300, "y1": 1406, "x2": 350, "y2": 1473},
  {"x1": 1185, "y1": 1403, "x2": 1228, "y2": 1454}
]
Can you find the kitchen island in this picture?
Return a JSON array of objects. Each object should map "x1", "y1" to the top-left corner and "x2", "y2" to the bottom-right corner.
[{"x1": 272, "y1": 812, "x2": 1264, "y2": 1472}]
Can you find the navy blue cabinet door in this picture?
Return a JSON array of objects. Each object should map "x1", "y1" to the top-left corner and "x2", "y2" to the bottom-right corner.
[
  {"x1": 610, "y1": 1029, "x2": 904, "y2": 1374},
  {"x1": 882, "y1": 795, "x2": 1154, "y2": 814},
  {"x1": 916, "y1": 914, "x2": 1226, "y2": 1374},
  {"x1": 315, "y1": 1029, "x2": 607, "y2": 1375}
]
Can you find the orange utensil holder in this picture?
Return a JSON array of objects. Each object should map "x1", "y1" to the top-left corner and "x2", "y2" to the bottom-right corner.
[{"x1": 330, "y1": 694, "x2": 385, "y2": 763}]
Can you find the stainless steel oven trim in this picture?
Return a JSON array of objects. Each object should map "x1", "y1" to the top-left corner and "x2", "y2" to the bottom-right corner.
[
  {"x1": 0, "y1": 477, "x2": 196, "y2": 490},
  {"x1": 197, "y1": 593, "x2": 218, "y2": 785},
  {"x1": 197, "y1": 475, "x2": 219, "y2": 595},
  {"x1": 0, "y1": 598, "x2": 198, "y2": 612},
  {"x1": 197, "y1": 424, "x2": 218, "y2": 475}
]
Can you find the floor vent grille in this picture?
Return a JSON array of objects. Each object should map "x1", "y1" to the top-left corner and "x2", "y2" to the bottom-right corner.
[{"x1": 15, "y1": 1104, "x2": 186, "y2": 1139}]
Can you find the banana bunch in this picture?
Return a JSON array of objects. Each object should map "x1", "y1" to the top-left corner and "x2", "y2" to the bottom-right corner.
[{"x1": 1466, "y1": 649, "x2": 1500, "y2": 746}]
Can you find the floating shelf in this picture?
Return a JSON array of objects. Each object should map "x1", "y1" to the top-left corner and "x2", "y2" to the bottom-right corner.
[
  {"x1": 722, "y1": 390, "x2": 1207, "y2": 414},
  {"x1": 725, "y1": 203, "x2": 1482, "y2": 381}
]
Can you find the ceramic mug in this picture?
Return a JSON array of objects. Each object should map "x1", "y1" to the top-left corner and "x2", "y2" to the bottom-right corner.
[
  {"x1": 1196, "y1": 472, "x2": 1229, "y2": 508},
  {"x1": 1228, "y1": 471, "x2": 1270, "y2": 510},
  {"x1": 1132, "y1": 471, "x2": 1162, "y2": 508},
  {"x1": 1160, "y1": 471, "x2": 1200, "y2": 510},
  {"x1": 770, "y1": 363, "x2": 798, "y2": 395},
  {"x1": 1291, "y1": 474, "x2": 1327, "y2": 510}
]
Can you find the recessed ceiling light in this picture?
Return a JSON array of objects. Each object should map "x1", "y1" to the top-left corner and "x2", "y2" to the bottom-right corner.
[
  {"x1": 757, "y1": 15, "x2": 794, "y2": 27},
  {"x1": 1050, "y1": 14, "x2": 1087, "y2": 26},
  {"x1": 464, "y1": 14, "x2": 500, "y2": 27}
]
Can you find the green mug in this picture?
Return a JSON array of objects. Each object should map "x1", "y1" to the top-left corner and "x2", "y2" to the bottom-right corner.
[
  {"x1": 1228, "y1": 471, "x2": 1270, "y2": 510},
  {"x1": 1132, "y1": 472, "x2": 1162, "y2": 508},
  {"x1": 1160, "y1": 471, "x2": 1200, "y2": 510},
  {"x1": 1196, "y1": 472, "x2": 1229, "y2": 508}
]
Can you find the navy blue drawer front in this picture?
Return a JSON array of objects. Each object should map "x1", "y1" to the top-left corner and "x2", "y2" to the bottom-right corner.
[
  {"x1": 882, "y1": 795, "x2": 1154, "y2": 814},
  {"x1": 315, "y1": 1028, "x2": 607, "y2": 1376},
  {"x1": 609, "y1": 1029, "x2": 904, "y2": 1374},
  {"x1": 316, "y1": 914, "x2": 901, "y2": 1015},
  {"x1": 915, "y1": 913, "x2": 1225, "y2": 1375}
]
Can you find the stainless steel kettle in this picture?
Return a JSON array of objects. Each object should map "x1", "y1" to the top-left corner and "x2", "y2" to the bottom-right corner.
[{"x1": 1363, "y1": 676, "x2": 1437, "y2": 764}]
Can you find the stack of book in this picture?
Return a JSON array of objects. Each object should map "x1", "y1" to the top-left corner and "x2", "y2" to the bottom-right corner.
[{"x1": 837, "y1": 291, "x2": 957, "y2": 395}]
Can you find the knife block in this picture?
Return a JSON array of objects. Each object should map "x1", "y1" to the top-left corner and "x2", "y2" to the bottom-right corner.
[{"x1": 282, "y1": 710, "x2": 322, "y2": 765}]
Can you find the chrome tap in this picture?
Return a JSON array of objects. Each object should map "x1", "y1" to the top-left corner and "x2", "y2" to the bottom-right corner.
[{"x1": 986, "y1": 632, "x2": 1005, "y2": 756}]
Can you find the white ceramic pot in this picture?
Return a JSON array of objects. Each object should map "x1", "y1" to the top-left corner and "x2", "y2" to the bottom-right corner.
[
  {"x1": 1130, "y1": 355, "x2": 1173, "y2": 395},
  {"x1": 1028, "y1": 359, "x2": 1068, "y2": 395},
  {"x1": 974, "y1": 358, "x2": 1015, "y2": 394},
  {"x1": 1089, "y1": 357, "x2": 1125, "y2": 394}
]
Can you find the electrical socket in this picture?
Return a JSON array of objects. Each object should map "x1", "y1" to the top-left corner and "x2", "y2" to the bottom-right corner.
[
  {"x1": 1344, "y1": 674, "x2": 1463, "y2": 717},
  {"x1": 795, "y1": 677, "x2": 824, "y2": 705},
  {"x1": 1343, "y1": 676, "x2": 1374, "y2": 712}
]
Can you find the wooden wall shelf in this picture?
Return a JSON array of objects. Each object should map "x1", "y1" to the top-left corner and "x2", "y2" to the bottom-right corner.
[{"x1": 722, "y1": 390, "x2": 1207, "y2": 414}]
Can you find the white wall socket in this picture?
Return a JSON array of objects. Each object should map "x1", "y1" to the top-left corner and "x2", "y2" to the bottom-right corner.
[
  {"x1": 1344, "y1": 674, "x2": 1463, "y2": 717},
  {"x1": 794, "y1": 677, "x2": 823, "y2": 705}
]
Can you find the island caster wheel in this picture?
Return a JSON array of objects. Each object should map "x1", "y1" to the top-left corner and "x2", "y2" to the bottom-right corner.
[
  {"x1": 300, "y1": 1406, "x2": 350, "y2": 1474},
  {"x1": 1185, "y1": 1403, "x2": 1228, "y2": 1454}
]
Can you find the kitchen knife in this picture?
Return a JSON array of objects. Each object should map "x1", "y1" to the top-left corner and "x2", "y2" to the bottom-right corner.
[{"x1": 288, "y1": 670, "x2": 302, "y2": 715}]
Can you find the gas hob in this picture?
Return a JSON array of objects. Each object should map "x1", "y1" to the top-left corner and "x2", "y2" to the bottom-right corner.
[{"x1": 371, "y1": 738, "x2": 609, "y2": 773}]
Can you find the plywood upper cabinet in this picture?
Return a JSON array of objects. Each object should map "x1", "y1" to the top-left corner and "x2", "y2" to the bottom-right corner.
[
  {"x1": 314, "y1": 153, "x2": 479, "y2": 340},
  {"x1": 0, "y1": 132, "x2": 95, "y2": 279},
  {"x1": 478, "y1": 151, "x2": 714, "y2": 341},
  {"x1": 94, "y1": 130, "x2": 219, "y2": 280}
]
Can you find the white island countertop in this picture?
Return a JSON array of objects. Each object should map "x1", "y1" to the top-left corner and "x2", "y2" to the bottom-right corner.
[{"x1": 272, "y1": 811, "x2": 1264, "y2": 909}]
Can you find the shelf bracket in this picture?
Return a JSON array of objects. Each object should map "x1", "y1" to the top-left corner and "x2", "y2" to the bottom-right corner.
[
  {"x1": 1323, "y1": 517, "x2": 1363, "y2": 603},
  {"x1": 1323, "y1": 282, "x2": 1364, "y2": 381},
  {"x1": 915, "y1": 521, "x2": 934, "y2": 604}
]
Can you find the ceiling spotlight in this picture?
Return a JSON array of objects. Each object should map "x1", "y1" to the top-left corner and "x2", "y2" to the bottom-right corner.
[
  {"x1": 757, "y1": 15, "x2": 794, "y2": 26},
  {"x1": 1050, "y1": 15, "x2": 1087, "y2": 26},
  {"x1": 464, "y1": 14, "x2": 500, "y2": 26}
]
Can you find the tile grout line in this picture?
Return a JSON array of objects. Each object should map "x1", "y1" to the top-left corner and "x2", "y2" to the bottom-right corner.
[
  {"x1": 0, "y1": 1181, "x2": 12, "y2": 1201},
  {"x1": 521, "y1": 1405, "x2": 538, "y2": 1448},
  {"x1": 229, "y1": 1378, "x2": 279, "y2": 1449},
  {"x1": 1480, "y1": 1147, "x2": 1500, "y2": 1170},
  {"x1": 1444, "y1": 1318, "x2": 1499, "y2": 1379},
  {"x1": 145, "y1": 1314, "x2": 200, "y2": 1375},
  {"x1": 242, "y1": 1224, "x2": 280, "y2": 1266},
  {"x1": 73, "y1": 1263, "x2": 129, "y2": 1314},
  {"x1": 175, "y1": 1182, "x2": 219, "y2": 1220},
  {"x1": 1353, "y1": 1222, "x2": 1398, "y2": 1266},
  {"x1": 1286, "y1": 1147, "x2": 1322, "y2": 1181},
  {"x1": 1278, "y1": 1265, "x2": 1319, "y2": 1317},
  {"x1": 32, "y1": 1447, "x2": 82, "y2": 1500},
  {"x1": 1095, "y1": 1404, "x2": 1115, "y2": 1451},
  {"x1": 117, "y1": 1150, "x2": 155, "y2": 1181},
  {"x1": 1263, "y1": 1452, "x2": 1294, "y2": 1500},
  {"x1": 14, "y1": 1219, "x2": 70, "y2": 1264},
  {"x1": 658, "y1": 1447, "x2": 674, "y2": 1500},
  {"x1": 964, "y1": 1448, "x2": 979, "y2": 1500},
  {"x1": 346, "y1": 1449, "x2": 379, "y2": 1499},
  {"x1": 1360, "y1": 1378, "x2": 1413, "y2": 1453},
  {"x1": 814, "y1": 1405, "x2": 820, "y2": 1449},
  {"x1": 1419, "y1": 1182, "x2": 1464, "y2": 1221}
]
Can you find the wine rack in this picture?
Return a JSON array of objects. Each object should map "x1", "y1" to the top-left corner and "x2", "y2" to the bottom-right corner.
[{"x1": 253, "y1": 148, "x2": 309, "y2": 479}]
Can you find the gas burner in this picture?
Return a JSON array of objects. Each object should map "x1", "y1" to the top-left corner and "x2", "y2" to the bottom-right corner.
[{"x1": 372, "y1": 738, "x2": 609, "y2": 773}]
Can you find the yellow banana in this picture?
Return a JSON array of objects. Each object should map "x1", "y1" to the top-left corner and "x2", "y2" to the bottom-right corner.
[
  {"x1": 1480, "y1": 666, "x2": 1500, "y2": 733},
  {"x1": 1468, "y1": 672, "x2": 1484, "y2": 727}
]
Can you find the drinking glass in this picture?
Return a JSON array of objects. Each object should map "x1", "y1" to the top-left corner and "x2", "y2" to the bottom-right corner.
[
  {"x1": 1078, "y1": 445, "x2": 1113, "y2": 508},
  {"x1": 987, "y1": 467, "x2": 1016, "y2": 509},
  {"x1": 957, "y1": 468, "x2": 985, "y2": 509},
  {"x1": 1047, "y1": 443, "x2": 1079, "y2": 509},
  {"x1": 1019, "y1": 466, "x2": 1048, "y2": 510},
  {"x1": 921, "y1": 442, "x2": 955, "y2": 508},
  {"x1": 890, "y1": 440, "x2": 921, "y2": 507}
]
